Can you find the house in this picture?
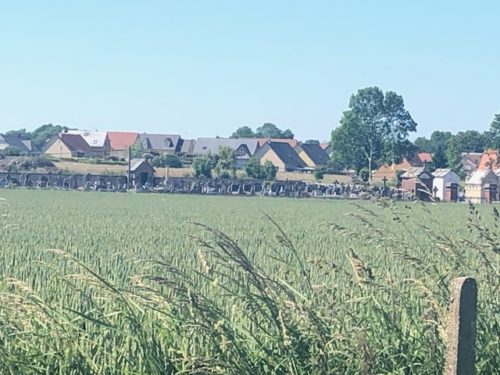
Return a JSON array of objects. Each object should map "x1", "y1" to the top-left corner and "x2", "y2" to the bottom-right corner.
[
  {"x1": 0, "y1": 134, "x2": 7, "y2": 150},
  {"x1": 192, "y1": 138, "x2": 260, "y2": 168},
  {"x1": 465, "y1": 169, "x2": 498, "y2": 203},
  {"x1": 295, "y1": 143, "x2": 330, "y2": 169},
  {"x1": 253, "y1": 141, "x2": 306, "y2": 172},
  {"x1": 129, "y1": 158, "x2": 155, "y2": 188},
  {"x1": 107, "y1": 131, "x2": 139, "y2": 159},
  {"x1": 0, "y1": 134, "x2": 40, "y2": 155},
  {"x1": 43, "y1": 133, "x2": 94, "y2": 158},
  {"x1": 64, "y1": 129, "x2": 110, "y2": 157},
  {"x1": 257, "y1": 138, "x2": 299, "y2": 148},
  {"x1": 461, "y1": 152, "x2": 482, "y2": 179},
  {"x1": 138, "y1": 133, "x2": 182, "y2": 155},
  {"x1": 320, "y1": 142, "x2": 332, "y2": 155},
  {"x1": 400, "y1": 167, "x2": 433, "y2": 200},
  {"x1": 432, "y1": 168, "x2": 460, "y2": 201},
  {"x1": 372, "y1": 156, "x2": 424, "y2": 181},
  {"x1": 417, "y1": 152, "x2": 433, "y2": 164},
  {"x1": 177, "y1": 139, "x2": 196, "y2": 157},
  {"x1": 477, "y1": 149, "x2": 500, "y2": 171}
]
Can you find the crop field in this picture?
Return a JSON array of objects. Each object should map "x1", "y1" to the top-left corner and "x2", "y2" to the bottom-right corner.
[{"x1": 0, "y1": 190, "x2": 498, "y2": 374}]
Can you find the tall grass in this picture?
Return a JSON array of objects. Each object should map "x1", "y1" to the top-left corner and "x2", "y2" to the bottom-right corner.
[{"x1": 0, "y1": 191, "x2": 498, "y2": 374}]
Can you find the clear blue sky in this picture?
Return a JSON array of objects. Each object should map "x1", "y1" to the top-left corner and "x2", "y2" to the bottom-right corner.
[{"x1": 0, "y1": 1, "x2": 499, "y2": 141}]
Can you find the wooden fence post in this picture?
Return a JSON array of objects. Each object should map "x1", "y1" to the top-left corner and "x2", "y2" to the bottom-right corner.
[{"x1": 444, "y1": 277, "x2": 477, "y2": 375}]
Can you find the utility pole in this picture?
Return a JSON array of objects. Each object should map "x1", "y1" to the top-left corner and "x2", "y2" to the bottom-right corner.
[{"x1": 127, "y1": 146, "x2": 132, "y2": 190}]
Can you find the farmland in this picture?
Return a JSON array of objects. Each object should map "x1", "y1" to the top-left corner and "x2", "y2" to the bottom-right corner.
[{"x1": 0, "y1": 190, "x2": 498, "y2": 374}]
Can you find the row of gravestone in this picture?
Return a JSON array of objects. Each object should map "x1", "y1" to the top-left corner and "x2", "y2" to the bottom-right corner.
[
  {"x1": 156, "y1": 177, "x2": 371, "y2": 198},
  {"x1": 0, "y1": 172, "x2": 128, "y2": 190},
  {"x1": 0, "y1": 172, "x2": 376, "y2": 198}
]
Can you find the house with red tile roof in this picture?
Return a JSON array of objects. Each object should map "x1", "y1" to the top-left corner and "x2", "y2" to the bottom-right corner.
[
  {"x1": 372, "y1": 155, "x2": 424, "y2": 182},
  {"x1": 477, "y1": 149, "x2": 500, "y2": 171},
  {"x1": 417, "y1": 152, "x2": 433, "y2": 164},
  {"x1": 107, "y1": 131, "x2": 139, "y2": 159}
]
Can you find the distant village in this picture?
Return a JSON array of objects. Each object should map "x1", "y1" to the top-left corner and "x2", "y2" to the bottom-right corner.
[{"x1": 0, "y1": 127, "x2": 499, "y2": 204}]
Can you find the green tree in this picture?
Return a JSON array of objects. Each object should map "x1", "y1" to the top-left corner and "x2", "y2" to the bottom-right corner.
[
  {"x1": 192, "y1": 155, "x2": 213, "y2": 178},
  {"x1": 231, "y1": 126, "x2": 256, "y2": 139},
  {"x1": 5, "y1": 128, "x2": 30, "y2": 139},
  {"x1": 380, "y1": 91, "x2": 418, "y2": 165},
  {"x1": 255, "y1": 123, "x2": 294, "y2": 139},
  {"x1": 446, "y1": 131, "x2": 486, "y2": 172},
  {"x1": 313, "y1": 168, "x2": 325, "y2": 181},
  {"x1": 213, "y1": 146, "x2": 236, "y2": 178},
  {"x1": 130, "y1": 140, "x2": 144, "y2": 158},
  {"x1": 331, "y1": 87, "x2": 417, "y2": 176},
  {"x1": 330, "y1": 118, "x2": 365, "y2": 172},
  {"x1": 429, "y1": 131, "x2": 452, "y2": 152},
  {"x1": 304, "y1": 139, "x2": 320, "y2": 144},
  {"x1": 414, "y1": 137, "x2": 433, "y2": 153},
  {"x1": 432, "y1": 144, "x2": 448, "y2": 169},
  {"x1": 245, "y1": 157, "x2": 264, "y2": 179},
  {"x1": 261, "y1": 161, "x2": 277, "y2": 180},
  {"x1": 31, "y1": 124, "x2": 63, "y2": 148},
  {"x1": 2, "y1": 146, "x2": 21, "y2": 156},
  {"x1": 151, "y1": 154, "x2": 183, "y2": 168},
  {"x1": 484, "y1": 114, "x2": 500, "y2": 150},
  {"x1": 244, "y1": 158, "x2": 277, "y2": 180}
]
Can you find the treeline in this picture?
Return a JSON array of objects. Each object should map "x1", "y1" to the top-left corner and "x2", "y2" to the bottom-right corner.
[{"x1": 230, "y1": 123, "x2": 294, "y2": 139}]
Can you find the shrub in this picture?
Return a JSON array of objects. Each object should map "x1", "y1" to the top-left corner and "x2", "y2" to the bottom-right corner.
[
  {"x1": 245, "y1": 158, "x2": 263, "y2": 179},
  {"x1": 313, "y1": 168, "x2": 325, "y2": 181},
  {"x1": 359, "y1": 167, "x2": 370, "y2": 182},
  {"x1": 262, "y1": 161, "x2": 277, "y2": 180},
  {"x1": 192, "y1": 155, "x2": 213, "y2": 178},
  {"x1": 152, "y1": 154, "x2": 183, "y2": 168},
  {"x1": 245, "y1": 158, "x2": 277, "y2": 180},
  {"x1": 3, "y1": 146, "x2": 21, "y2": 156}
]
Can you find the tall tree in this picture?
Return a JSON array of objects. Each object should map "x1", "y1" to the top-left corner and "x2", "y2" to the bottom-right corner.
[
  {"x1": 381, "y1": 91, "x2": 418, "y2": 164},
  {"x1": 446, "y1": 131, "x2": 486, "y2": 172},
  {"x1": 432, "y1": 145, "x2": 448, "y2": 168},
  {"x1": 484, "y1": 114, "x2": 500, "y2": 150},
  {"x1": 230, "y1": 126, "x2": 256, "y2": 139},
  {"x1": 414, "y1": 137, "x2": 433, "y2": 153},
  {"x1": 255, "y1": 123, "x2": 294, "y2": 139},
  {"x1": 429, "y1": 131, "x2": 452, "y2": 152},
  {"x1": 331, "y1": 87, "x2": 417, "y2": 176}
]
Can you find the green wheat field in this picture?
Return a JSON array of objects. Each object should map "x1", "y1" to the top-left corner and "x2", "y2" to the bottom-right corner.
[{"x1": 0, "y1": 190, "x2": 498, "y2": 374}]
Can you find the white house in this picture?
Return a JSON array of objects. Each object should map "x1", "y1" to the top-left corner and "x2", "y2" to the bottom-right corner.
[{"x1": 431, "y1": 169, "x2": 460, "y2": 201}]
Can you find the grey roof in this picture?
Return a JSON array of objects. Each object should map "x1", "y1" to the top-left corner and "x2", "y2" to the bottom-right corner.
[
  {"x1": 179, "y1": 139, "x2": 196, "y2": 154},
  {"x1": 139, "y1": 133, "x2": 181, "y2": 152},
  {"x1": 59, "y1": 134, "x2": 93, "y2": 153},
  {"x1": 401, "y1": 167, "x2": 431, "y2": 179},
  {"x1": 432, "y1": 168, "x2": 456, "y2": 178},
  {"x1": 192, "y1": 138, "x2": 260, "y2": 156},
  {"x1": 1, "y1": 135, "x2": 36, "y2": 153},
  {"x1": 299, "y1": 143, "x2": 330, "y2": 165},
  {"x1": 130, "y1": 158, "x2": 154, "y2": 172},
  {"x1": 255, "y1": 142, "x2": 306, "y2": 169}
]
